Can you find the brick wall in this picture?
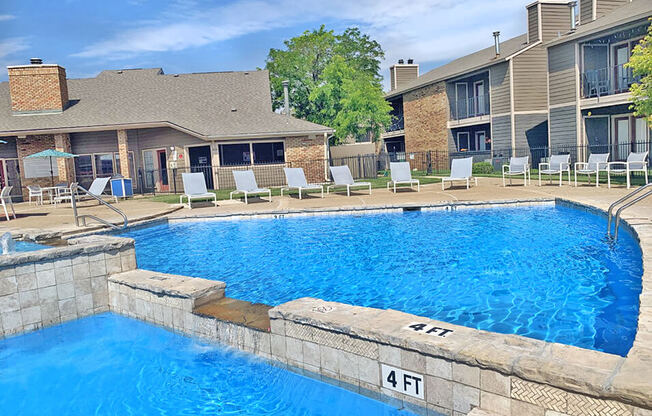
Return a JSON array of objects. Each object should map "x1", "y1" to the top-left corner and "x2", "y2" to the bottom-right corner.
[
  {"x1": 117, "y1": 130, "x2": 130, "y2": 178},
  {"x1": 54, "y1": 133, "x2": 75, "y2": 183},
  {"x1": 403, "y1": 82, "x2": 449, "y2": 153},
  {"x1": 8, "y1": 65, "x2": 69, "y2": 113},
  {"x1": 285, "y1": 135, "x2": 327, "y2": 182}
]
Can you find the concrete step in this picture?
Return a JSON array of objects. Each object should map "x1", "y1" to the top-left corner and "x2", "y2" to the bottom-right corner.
[{"x1": 194, "y1": 297, "x2": 272, "y2": 331}]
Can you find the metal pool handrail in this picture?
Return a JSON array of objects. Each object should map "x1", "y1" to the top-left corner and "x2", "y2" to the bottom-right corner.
[
  {"x1": 607, "y1": 182, "x2": 652, "y2": 241},
  {"x1": 71, "y1": 183, "x2": 128, "y2": 231}
]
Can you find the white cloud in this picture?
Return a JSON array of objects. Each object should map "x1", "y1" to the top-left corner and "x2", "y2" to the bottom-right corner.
[
  {"x1": 0, "y1": 15, "x2": 15, "y2": 22},
  {"x1": 73, "y1": 0, "x2": 528, "y2": 84},
  {"x1": 0, "y1": 37, "x2": 29, "y2": 60}
]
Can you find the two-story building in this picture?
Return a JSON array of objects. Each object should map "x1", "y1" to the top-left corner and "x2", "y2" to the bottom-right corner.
[
  {"x1": 0, "y1": 62, "x2": 332, "y2": 199},
  {"x1": 383, "y1": 0, "x2": 650, "y2": 167},
  {"x1": 547, "y1": 0, "x2": 651, "y2": 162}
]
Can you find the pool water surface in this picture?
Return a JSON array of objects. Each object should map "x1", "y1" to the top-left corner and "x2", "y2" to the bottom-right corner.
[
  {"x1": 0, "y1": 314, "x2": 415, "y2": 415},
  {"x1": 123, "y1": 206, "x2": 643, "y2": 356}
]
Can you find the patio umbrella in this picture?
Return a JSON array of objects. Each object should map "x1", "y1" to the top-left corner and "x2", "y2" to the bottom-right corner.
[{"x1": 25, "y1": 149, "x2": 78, "y2": 187}]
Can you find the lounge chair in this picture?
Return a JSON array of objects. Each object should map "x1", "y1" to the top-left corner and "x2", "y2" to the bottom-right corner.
[
  {"x1": 230, "y1": 170, "x2": 272, "y2": 204},
  {"x1": 180, "y1": 172, "x2": 217, "y2": 209},
  {"x1": 502, "y1": 156, "x2": 530, "y2": 186},
  {"x1": 538, "y1": 154, "x2": 571, "y2": 186},
  {"x1": 281, "y1": 168, "x2": 324, "y2": 199},
  {"x1": 0, "y1": 186, "x2": 16, "y2": 221},
  {"x1": 55, "y1": 177, "x2": 112, "y2": 206},
  {"x1": 441, "y1": 157, "x2": 476, "y2": 190},
  {"x1": 327, "y1": 166, "x2": 372, "y2": 196},
  {"x1": 27, "y1": 185, "x2": 43, "y2": 205},
  {"x1": 574, "y1": 153, "x2": 609, "y2": 187},
  {"x1": 607, "y1": 151, "x2": 649, "y2": 189},
  {"x1": 387, "y1": 162, "x2": 420, "y2": 193}
]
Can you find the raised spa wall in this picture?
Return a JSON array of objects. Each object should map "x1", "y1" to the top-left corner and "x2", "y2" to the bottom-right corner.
[{"x1": 1, "y1": 199, "x2": 651, "y2": 416}]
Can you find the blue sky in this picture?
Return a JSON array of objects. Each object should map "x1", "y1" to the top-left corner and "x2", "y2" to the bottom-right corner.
[{"x1": 0, "y1": 0, "x2": 526, "y2": 90}]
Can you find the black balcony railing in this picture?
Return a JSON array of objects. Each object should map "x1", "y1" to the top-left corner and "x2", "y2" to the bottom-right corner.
[
  {"x1": 581, "y1": 63, "x2": 640, "y2": 98},
  {"x1": 386, "y1": 116, "x2": 404, "y2": 132},
  {"x1": 450, "y1": 93, "x2": 490, "y2": 120}
]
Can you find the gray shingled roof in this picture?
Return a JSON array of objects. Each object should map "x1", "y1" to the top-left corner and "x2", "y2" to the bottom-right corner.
[
  {"x1": 385, "y1": 34, "x2": 529, "y2": 99},
  {"x1": 0, "y1": 68, "x2": 333, "y2": 138},
  {"x1": 546, "y1": 0, "x2": 652, "y2": 47}
]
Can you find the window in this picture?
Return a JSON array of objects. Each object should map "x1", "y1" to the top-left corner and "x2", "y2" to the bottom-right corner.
[
  {"x1": 252, "y1": 142, "x2": 284, "y2": 164},
  {"x1": 457, "y1": 132, "x2": 470, "y2": 152},
  {"x1": 93, "y1": 154, "x2": 114, "y2": 177},
  {"x1": 75, "y1": 155, "x2": 93, "y2": 178},
  {"x1": 219, "y1": 143, "x2": 251, "y2": 166}
]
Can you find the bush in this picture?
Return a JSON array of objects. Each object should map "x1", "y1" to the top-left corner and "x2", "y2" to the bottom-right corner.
[{"x1": 473, "y1": 162, "x2": 494, "y2": 174}]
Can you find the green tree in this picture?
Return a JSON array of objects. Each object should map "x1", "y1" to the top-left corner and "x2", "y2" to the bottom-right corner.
[
  {"x1": 626, "y1": 19, "x2": 652, "y2": 122},
  {"x1": 265, "y1": 25, "x2": 390, "y2": 143}
]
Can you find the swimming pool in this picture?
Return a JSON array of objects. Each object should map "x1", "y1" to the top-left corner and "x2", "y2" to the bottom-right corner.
[
  {"x1": 123, "y1": 205, "x2": 643, "y2": 356},
  {"x1": 0, "y1": 313, "x2": 415, "y2": 415},
  {"x1": 0, "y1": 240, "x2": 48, "y2": 254}
]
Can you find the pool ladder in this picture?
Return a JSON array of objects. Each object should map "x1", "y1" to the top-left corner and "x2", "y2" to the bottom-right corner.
[
  {"x1": 607, "y1": 182, "x2": 652, "y2": 241},
  {"x1": 71, "y1": 183, "x2": 128, "y2": 231}
]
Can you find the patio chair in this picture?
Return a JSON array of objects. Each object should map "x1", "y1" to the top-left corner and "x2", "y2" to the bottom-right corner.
[
  {"x1": 27, "y1": 185, "x2": 43, "y2": 205},
  {"x1": 538, "y1": 154, "x2": 571, "y2": 187},
  {"x1": 327, "y1": 166, "x2": 372, "y2": 196},
  {"x1": 441, "y1": 157, "x2": 476, "y2": 190},
  {"x1": 387, "y1": 162, "x2": 420, "y2": 193},
  {"x1": 53, "y1": 182, "x2": 79, "y2": 207},
  {"x1": 281, "y1": 168, "x2": 324, "y2": 199},
  {"x1": 607, "y1": 151, "x2": 649, "y2": 189},
  {"x1": 502, "y1": 156, "x2": 530, "y2": 187},
  {"x1": 574, "y1": 153, "x2": 609, "y2": 187},
  {"x1": 230, "y1": 170, "x2": 272, "y2": 204},
  {"x1": 180, "y1": 172, "x2": 217, "y2": 209},
  {"x1": 0, "y1": 186, "x2": 16, "y2": 221},
  {"x1": 54, "y1": 177, "x2": 112, "y2": 206}
]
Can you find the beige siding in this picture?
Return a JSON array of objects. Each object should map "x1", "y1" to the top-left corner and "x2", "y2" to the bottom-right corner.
[
  {"x1": 513, "y1": 45, "x2": 549, "y2": 112},
  {"x1": 395, "y1": 67, "x2": 418, "y2": 90},
  {"x1": 596, "y1": 0, "x2": 629, "y2": 19},
  {"x1": 70, "y1": 130, "x2": 119, "y2": 155},
  {"x1": 549, "y1": 106, "x2": 577, "y2": 148},
  {"x1": 514, "y1": 114, "x2": 548, "y2": 150},
  {"x1": 541, "y1": 4, "x2": 572, "y2": 42},
  {"x1": 548, "y1": 43, "x2": 577, "y2": 105},
  {"x1": 490, "y1": 62, "x2": 511, "y2": 114},
  {"x1": 491, "y1": 115, "x2": 512, "y2": 151},
  {"x1": 129, "y1": 127, "x2": 206, "y2": 152},
  {"x1": 528, "y1": 5, "x2": 540, "y2": 43},
  {"x1": 579, "y1": 0, "x2": 593, "y2": 24}
]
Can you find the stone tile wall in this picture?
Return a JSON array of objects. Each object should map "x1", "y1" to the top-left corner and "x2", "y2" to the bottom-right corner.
[{"x1": 0, "y1": 235, "x2": 136, "y2": 338}]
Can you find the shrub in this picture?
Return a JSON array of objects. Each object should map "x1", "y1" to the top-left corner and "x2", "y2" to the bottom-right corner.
[{"x1": 473, "y1": 162, "x2": 494, "y2": 174}]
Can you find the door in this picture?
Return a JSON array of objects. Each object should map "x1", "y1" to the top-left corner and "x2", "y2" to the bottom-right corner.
[
  {"x1": 188, "y1": 145, "x2": 213, "y2": 189},
  {"x1": 475, "y1": 131, "x2": 487, "y2": 151},
  {"x1": 614, "y1": 117, "x2": 630, "y2": 160},
  {"x1": 634, "y1": 117, "x2": 649, "y2": 154},
  {"x1": 157, "y1": 149, "x2": 169, "y2": 191},
  {"x1": 474, "y1": 81, "x2": 485, "y2": 116},
  {"x1": 455, "y1": 83, "x2": 468, "y2": 119},
  {"x1": 143, "y1": 150, "x2": 155, "y2": 189},
  {"x1": 613, "y1": 44, "x2": 630, "y2": 93},
  {"x1": 457, "y1": 132, "x2": 470, "y2": 152}
]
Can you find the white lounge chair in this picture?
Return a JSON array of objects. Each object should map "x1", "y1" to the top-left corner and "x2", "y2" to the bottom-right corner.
[
  {"x1": 538, "y1": 154, "x2": 571, "y2": 186},
  {"x1": 441, "y1": 157, "x2": 476, "y2": 190},
  {"x1": 230, "y1": 170, "x2": 272, "y2": 204},
  {"x1": 574, "y1": 153, "x2": 609, "y2": 187},
  {"x1": 387, "y1": 162, "x2": 420, "y2": 193},
  {"x1": 27, "y1": 185, "x2": 43, "y2": 205},
  {"x1": 0, "y1": 186, "x2": 16, "y2": 221},
  {"x1": 55, "y1": 177, "x2": 112, "y2": 206},
  {"x1": 607, "y1": 151, "x2": 649, "y2": 189},
  {"x1": 327, "y1": 166, "x2": 372, "y2": 196},
  {"x1": 502, "y1": 156, "x2": 530, "y2": 186},
  {"x1": 281, "y1": 168, "x2": 324, "y2": 199},
  {"x1": 180, "y1": 172, "x2": 217, "y2": 209}
]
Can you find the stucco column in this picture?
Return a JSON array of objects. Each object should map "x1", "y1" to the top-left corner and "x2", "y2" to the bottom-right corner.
[
  {"x1": 54, "y1": 133, "x2": 74, "y2": 183},
  {"x1": 117, "y1": 130, "x2": 130, "y2": 178}
]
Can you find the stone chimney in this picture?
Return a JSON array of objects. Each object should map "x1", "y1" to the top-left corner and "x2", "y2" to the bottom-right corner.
[
  {"x1": 389, "y1": 59, "x2": 419, "y2": 91},
  {"x1": 8, "y1": 58, "x2": 69, "y2": 113}
]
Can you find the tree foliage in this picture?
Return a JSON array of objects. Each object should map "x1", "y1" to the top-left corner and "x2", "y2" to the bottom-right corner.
[
  {"x1": 626, "y1": 19, "x2": 652, "y2": 122},
  {"x1": 265, "y1": 25, "x2": 391, "y2": 144}
]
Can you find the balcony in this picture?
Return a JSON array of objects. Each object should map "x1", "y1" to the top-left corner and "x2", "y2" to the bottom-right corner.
[
  {"x1": 387, "y1": 116, "x2": 404, "y2": 132},
  {"x1": 450, "y1": 93, "x2": 490, "y2": 121},
  {"x1": 581, "y1": 64, "x2": 640, "y2": 99}
]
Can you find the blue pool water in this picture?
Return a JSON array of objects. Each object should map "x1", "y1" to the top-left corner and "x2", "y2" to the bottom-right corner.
[
  {"x1": 0, "y1": 313, "x2": 414, "y2": 415},
  {"x1": 123, "y1": 206, "x2": 643, "y2": 356},
  {"x1": 13, "y1": 241, "x2": 48, "y2": 253}
]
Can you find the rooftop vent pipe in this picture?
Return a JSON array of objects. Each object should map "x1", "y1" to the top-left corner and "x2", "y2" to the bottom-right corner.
[
  {"x1": 30, "y1": 58, "x2": 42, "y2": 65},
  {"x1": 398, "y1": 59, "x2": 404, "y2": 64},
  {"x1": 407, "y1": 59, "x2": 414, "y2": 64},
  {"x1": 493, "y1": 31, "x2": 501, "y2": 56},
  {"x1": 569, "y1": 1, "x2": 577, "y2": 31},
  {"x1": 282, "y1": 80, "x2": 290, "y2": 117}
]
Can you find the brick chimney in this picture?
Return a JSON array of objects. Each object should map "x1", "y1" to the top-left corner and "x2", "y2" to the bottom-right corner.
[
  {"x1": 389, "y1": 59, "x2": 419, "y2": 91},
  {"x1": 8, "y1": 58, "x2": 69, "y2": 113}
]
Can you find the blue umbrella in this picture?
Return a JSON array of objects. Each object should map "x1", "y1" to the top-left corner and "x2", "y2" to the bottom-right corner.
[{"x1": 25, "y1": 149, "x2": 78, "y2": 186}]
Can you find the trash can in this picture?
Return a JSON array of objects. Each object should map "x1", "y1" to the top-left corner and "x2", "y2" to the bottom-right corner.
[{"x1": 111, "y1": 177, "x2": 133, "y2": 200}]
